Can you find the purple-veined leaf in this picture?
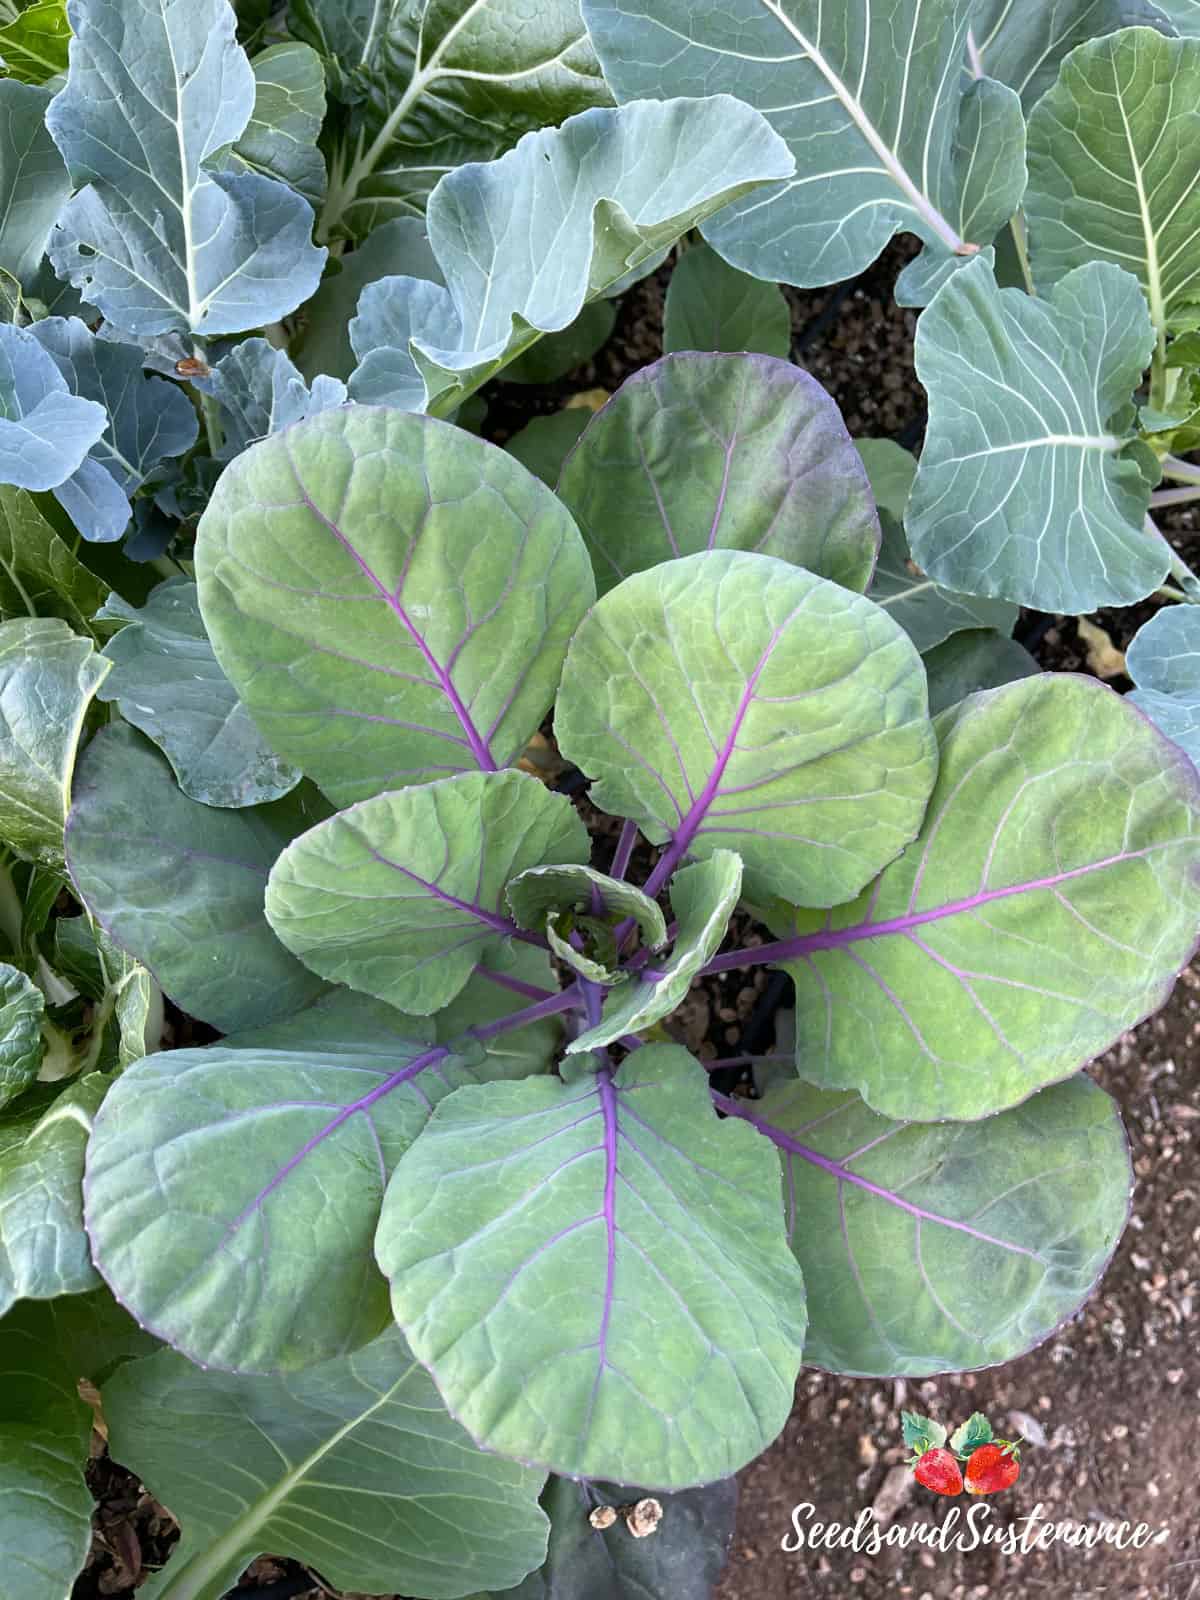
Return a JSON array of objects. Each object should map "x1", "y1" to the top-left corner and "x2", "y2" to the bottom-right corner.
[
  {"x1": 84, "y1": 982, "x2": 559, "y2": 1375},
  {"x1": 718, "y1": 1072, "x2": 1130, "y2": 1375},
  {"x1": 765, "y1": 674, "x2": 1200, "y2": 1120},
  {"x1": 266, "y1": 770, "x2": 588, "y2": 1015},
  {"x1": 375, "y1": 1044, "x2": 806, "y2": 1487},
  {"x1": 554, "y1": 550, "x2": 937, "y2": 908},
  {"x1": 195, "y1": 406, "x2": 595, "y2": 807},
  {"x1": 556, "y1": 353, "x2": 880, "y2": 598}
]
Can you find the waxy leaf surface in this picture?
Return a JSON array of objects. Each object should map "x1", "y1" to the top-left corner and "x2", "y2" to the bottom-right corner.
[
  {"x1": 555, "y1": 550, "x2": 937, "y2": 907},
  {"x1": 98, "y1": 578, "x2": 301, "y2": 808},
  {"x1": 663, "y1": 241, "x2": 791, "y2": 360},
  {"x1": 302, "y1": 0, "x2": 611, "y2": 237},
  {"x1": 556, "y1": 353, "x2": 879, "y2": 597},
  {"x1": 500, "y1": 1474, "x2": 738, "y2": 1600},
  {"x1": 0, "y1": 964, "x2": 43, "y2": 1110},
  {"x1": 232, "y1": 41, "x2": 327, "y2": 207},
  {"x1": 30, "y1": 317, "x2": 199, "y2": 543},
  {"x1": 583, "y1": 0, "x2": 1025, "y2": 290},
  {"x1": 45, "y1": 0, "x2": 326, "y2": 336},
  {"x1": 969, "y1": 0, "x2": 1167, "y2": 107},
  {"x1": 346, "y1": 97, "x2": 794, "y2": 411},
  {"x1": 66, "y1": 724, "x2": 327, "y2": 1033},
  {"x1": 376, "y1": 1045, "x2": 807, "y2": 1487},
  {"x1": 267, "y1": 770, "x2": 587, "y2": 1015},
  {"x1": 102, "y1": 1328, "x2": 550, "y2": 1600},
  {"x1": 0, "y1": 81, "x2": 71, "y2": 285},
  {"x1": 1127, "y1": 606, "x2": 1200, "y2": 767},
  {"x1": 777, "y1": 674, "x2": 1200, "y2": 1120},
  {"x1": 206, "y1": 337, "x2": 347, "y2": 460},
  {"x1": 0, "y1": 617, "x2": 109, "y2": 865},
  {"x1": 868, "y1": 514, "x2": 1018, "y2": 654},
  {"x1": 196, "y1": 407, "x2": 595, "y2": 807},
  {"x1": 726, "y1": 1075, "x2": 1129, "y2": 1374},
  {"x1": 85, "y1": 988, "x2": 548, "y2": 1373},
  {"x1": 1026, "y1": 28, "x2": 1200, "y2": 335},
  {"x1": 908, "y1": 258, "x2": 1163, "y2": 612},
  {"x1": 0, "y1": 1072, "x2": 105, "y2": 1314},
  {"x1": 0, "y1": 321, "x2": 106, "y2": 494},
  {"x1": 568, "y1": 852, "x2": 742, "y2": 1053}
]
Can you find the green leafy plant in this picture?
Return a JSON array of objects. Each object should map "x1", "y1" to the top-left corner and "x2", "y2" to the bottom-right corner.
[{"x1": 3, "y1": 1, "x2": 1200, "y2": 1597}]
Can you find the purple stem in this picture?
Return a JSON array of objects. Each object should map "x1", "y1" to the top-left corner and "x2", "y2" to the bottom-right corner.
[
  {"x1": 699, "y1": 850, "x2": 1156, "y2": 977},
  {"x1": 610, "y1": 819, "x2": 639, "y2": 881},
  {"x1": 710, "y1": 1091, "x2": 1037, "y2": 1256},
  {"x1": 473, "y1": 963, "x2": 555, "y2": 1003},
  {"x1": 472, "y1": 984, "x2": 582, "y2": 1041}
]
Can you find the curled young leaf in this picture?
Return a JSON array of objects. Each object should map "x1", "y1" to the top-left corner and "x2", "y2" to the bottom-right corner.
[
  {"x1": 556, "y1": 353, "x2": 880, "y2": 596},
  {"x1": 567, "y1": 852, "x2": 743, "y2": 1055},
  {"x1": 775, "y1": 673, "x2": 1200, "y2": 1120},
  {"x1": 196, "y1": 407, "x2": 595, "y2": 807},
  {"x1": 266, "y1": 770, "x2": 588, "y2": 1015},
  {"x1": 722, "y1": 1073, "x2": 1130, "y2": 1375},
  {"x1": 555, "y1": 550, "x2": 937, "y2": 908},
  {"x1": 376, "y1": 1045, "x2": 807, "y2": 1487},
  {"x1": 507, "y1": 863, "x2": 668, "y2": 953}
]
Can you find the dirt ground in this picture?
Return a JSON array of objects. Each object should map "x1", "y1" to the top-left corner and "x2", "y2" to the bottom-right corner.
[{"x1": 75, "y1": 242, "x2": 1200, "y2": 1599}]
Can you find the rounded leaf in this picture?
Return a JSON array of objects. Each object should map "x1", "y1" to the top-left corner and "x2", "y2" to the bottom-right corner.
[
  {"x1": 777, "y1": 673, "x2": 1200, "y2": 1119},
  {"x1": 376, "y1": 1047, "x2": 806, "y2": 1487},
  {"x1": 555, "y1": 550, "x2": 937, "y2": 907},
  {"x1": 730, "y1": 1074, "x2": 1130, "y2": 1375},
  {"x1": 196, "y1": 406, "x2": 596, "y2": 807},
  {"x1": 266, "y1": 770, "x2": 588, "y2": 1015},
  {"x1": 557, "y1": 353, "x2": 879, "y2": 596}
]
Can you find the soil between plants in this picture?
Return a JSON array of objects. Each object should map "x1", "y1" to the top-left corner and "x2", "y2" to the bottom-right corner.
[{"x1": 74, "y1": 240, "x2": 1200, "y2": 1600}]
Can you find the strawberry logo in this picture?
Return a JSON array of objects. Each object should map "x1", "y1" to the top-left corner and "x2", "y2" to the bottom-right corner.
[
  {"x1": 903, "y1": 1410, "x2": 1027, "y2": 1498},
  {"x1": 964, "y1": 1439, "x2": 1021, "y2": 1495}
]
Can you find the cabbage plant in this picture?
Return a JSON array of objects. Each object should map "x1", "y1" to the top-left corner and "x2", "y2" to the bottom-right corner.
[{"x1": 3, "y1": 1, "x2": 1200, "y2": 1597}]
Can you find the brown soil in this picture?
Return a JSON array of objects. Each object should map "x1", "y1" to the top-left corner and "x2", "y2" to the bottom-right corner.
[{"x1": 75, "y1": 239, "x2": 1200, "y2": 1599}]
